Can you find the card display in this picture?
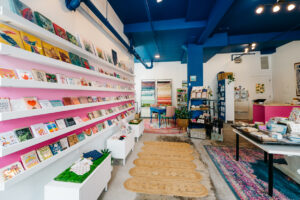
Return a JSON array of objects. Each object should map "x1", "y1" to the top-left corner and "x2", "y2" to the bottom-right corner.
[
  {"x1": 0, "y1": 67, "x2": 18, "y2": 80},
  {"x1": 71, "y1": 97, "x2": 80, "y2": 105},
  {"x1": 77, "y1": 133, "x2": 85, "y2": 142},
  {"x1": 21, "y1": 150, "x2": 40, "y2": 170},
  {"x1": 11, "y1": 0, "x2": 35, "y2": 22},
  {"x1": 81, "y1": 38, "x2": 95, "y2": 54},
  {"x1": 0, "y1": 98, "x2": 11, "y2": 113},
  {"x1": 32, "y1": 69, "x2": 47, "y2": 82},
  {"x1": 14, "y1": 127, "x2": 33, "y2": 142},
  {"x1": 73, "y1": 116, "x2": 82, "y2": 124},
  {"x1": 10, "y1": 99, "x2": 26, "y2": 111},
  {"x1": 80, "y1": 57, "x2": 90, "y2": 69},
  {"x1": 56, "y1": 74, "x2": 67, "y2": 84},
  {"x1": 23, "y1": 97, "x2": 41, "y2": 110},
  {"x1": 83, "y1": 128, "x2": 93, "y2": 137},
  {"x1": 53, "y1": 23, "x2": 68, "y2": 40},
  {"x1": 37, "y1": 146, "x2": 53, "y2": 161},
  {"x1": 69, "y1": 52, "x2": 82, "y2": 67},
  {"x1": 64, "y1": 117, "x2": 76, "y2": 127},
  {"x1": 0, "y1": 162, "x2": 24, "y2": 181},
  {"x1": 46, "y1": 122, "x2": 58, "y2": 133},
  {"x1": 79, "y1": 97, "x2": 88, "y2": 104},
  {"x1": 0, "y1": 23, "x2": 24, "y2": 48},
  {"x1": 91, "y1": 126, "x2": 98, "y2": 134},
  {"x1": 0, "y1": 131, "x2": 19, "y2": 147},
  {"x1": 96, "y1": 47, "x2": 104, "y2": 59},
  {"x1": 66, "y1": 32, "x2": 80, "y2": 46},
  {"x1": 55, "y1": 119, "x2": 66, "y2": 129},
  {"x1": 50, "y1": 100, "x2": 64, "y2": 107},
  {"x1": 60, "y1": 138, "x2": 69, "y2": 150},
  {"x1": 38, "y1": 100, "x2": 53, "y2": 109},
  {"x1": 20, "y1": 31, "x2": 44, "y2": 55},
  {"x1": 67, "y1": 134, "x2": 79, "y2": 147},
  {"x1": 30, "y1": 123, "x2": 49, "y2": 137},
  {"x1": 42, "y1": 41, "x2": 60, "y2": 60},
  {"x1": 34, "y1": 11, "x2": 54, "y2": 33},
  {"x1": 49, "y1": 142, "x2": 63, "y2": 155},
  {"x1": 15, "y1": 69, "x2": 33, "y2": 80},
  {"x1": 46, "y1": 73, "x2": 57, "y2": 83},
  {"x1": 57, "y1": 48, "x2": 71, "y2": 63},
  {"x1": 62, "y1": 97, "x2": 72, "y2": 106}
]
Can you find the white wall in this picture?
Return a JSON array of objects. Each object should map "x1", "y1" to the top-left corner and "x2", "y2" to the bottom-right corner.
[
  {"x1": 272, "y1": 41, "x2": 300, "y2": 103},
  {"x1": 135, "y1": 62, "x2": 187, "y2": 107},
  {"x1": 203, "y1": 52, "x2": 273, "y2": 119}
]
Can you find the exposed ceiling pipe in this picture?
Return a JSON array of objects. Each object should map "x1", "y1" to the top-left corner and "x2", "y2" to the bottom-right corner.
[{"x1": 65, "y1": 0, "x2": 153, "y2": 69}]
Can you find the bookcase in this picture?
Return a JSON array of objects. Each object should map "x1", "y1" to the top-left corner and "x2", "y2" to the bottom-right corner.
[{"x1": 0, "y1": 2, "x2": 135, "y2": 199}]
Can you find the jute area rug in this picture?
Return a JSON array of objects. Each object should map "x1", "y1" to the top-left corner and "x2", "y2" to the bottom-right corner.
[{"x1": 124, "y1": 141, "x2": 209, "y2": 198}]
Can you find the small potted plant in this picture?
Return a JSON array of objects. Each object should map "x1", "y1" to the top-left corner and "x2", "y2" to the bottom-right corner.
[{"x1": 175, "y1": 107, "x2": 191, "y2": 131}]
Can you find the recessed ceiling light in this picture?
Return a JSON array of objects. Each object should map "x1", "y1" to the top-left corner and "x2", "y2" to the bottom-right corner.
[
  {"x1": 157, "y1": 0, "x2": 163, "y2": 3},
  {"x1": 287, "y1": 3, "x2": 296, "y2": 11},
  {"x1": 155, "y1": 54, "x2": 160, "y2": 59},
  {"x1": 272, "y1": 4, "x2": 281, "y2": 13},
  {"x1": 256, "y1": 6, "x2": 264, "y2": 14}
]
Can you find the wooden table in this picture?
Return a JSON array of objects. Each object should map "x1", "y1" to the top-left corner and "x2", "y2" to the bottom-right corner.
[
  {"x1": 150, "y1": 107, "x2": 166, "y2": 128},
  {"x1": 233, "y1": 128, "x2": 300, "y2": 196}
]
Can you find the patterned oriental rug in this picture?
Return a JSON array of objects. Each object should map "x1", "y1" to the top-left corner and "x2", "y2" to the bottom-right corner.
[
  {"x1": 143, "y1": 119, "x2": 185, "y2": 134},
  {"x1": 205, "y1": 146, "x2": 300, "y2": 200}
]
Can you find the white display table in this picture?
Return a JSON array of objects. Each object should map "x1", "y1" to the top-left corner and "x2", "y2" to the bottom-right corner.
[
  {"x1": 128, "y1": 120, "x2": 144, "y2": 142},
  {"x1": 106, "y1": 132, "x2": 135, "y2": 165},
  {"x1": 44, "y1": 154, "x2": 112, "y2": 200}
]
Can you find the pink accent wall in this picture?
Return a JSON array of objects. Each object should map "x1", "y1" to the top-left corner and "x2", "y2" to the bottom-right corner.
[
  {"x1": 253, "y1": 104, "x2": 300, "y2": 123},
  {"x1": 0, "y1": 55, "x2": 135, "y2": 168}
]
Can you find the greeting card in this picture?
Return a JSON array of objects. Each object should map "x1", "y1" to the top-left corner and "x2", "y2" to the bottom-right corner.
[
  {"x1": 45, "y1": 121, "x2": 58, "y2": 133},
  {"x1": 38, "y1": 100, "x2": 52, "y2": 109},
  {"x1": 64, "y1": 117, "x2": 76, "y2": 127},
  {"x1": 91, "y1": 126, "x2": 98, "y2": 134},
  {"x1": 53, "y1": 23, "x2": 68, "y2": 40},
  {"x1": 71, "y1": 97, "x2": 80, "y2": 105},
  {"x1": 80, "y1": 57, "x2": 90, "y2": 69},
  {"x1": 10, "y1": 99, "x2": 26, "y2": 111},
  {"x1": 55, "y1": 119, "x2": 66, "y2": 129},
  {"x1": 20, "y1": 31, "x2": 44, "y2": 55},
  {"x1": 0, "y1": 162, "x2": 24, "y2": 181},
  {"x1": 46, "y1": 73, "x2": 57, "y2": 83},
  {"x1": 56, "y1": 74, "x2": 67, "y2": 84},
  {"x1": 0, "y1": 23, "x2": 24, "y2": 49},
  {"x1": 60, "y1": 137, "x2": 69, "y2": 150},
  {"x1": 83, "y1": 128, "x2": 93, "y2": 136},
  {"x1": 21, "y1": 150, "x2": 40, "y2": 170},
  {"x1": 0, "y1": 98, "x2": 11, "y2": 113},
  {"x1": 10, "y1": 0, "x2": 35, "y2": 22},
  {"x1": 57, "y1": 48, "x2": 71, "y2": 63},
  {"x1": 62, "y1": 97, "x2": 72, "y2": 106},
  {"x1": 49, "y1": 142, "x2": 63, "y2": 155},
  {"x1": 95, "y1": 47, "x2": 104, "y2": 59},
  {"x1": 81, "y1": 37, "x2": 95, "y2": 55},
  {"x1": 15, "y1": 69, "x2": 33, "y2": 80},
  {"x1": 69, "y1": 52, "x2": 82, "y2": 67},
  {"x1": 66, "y1": 32, "x2": 80, "y2": 46},
  {"x1": 0, "y1": 131, "x2": 19, "y2": 147},
  {"x1": 67, "y1": 134, "x2": 78, "y2": 147},
  {"x1": 37, "y1": 146, "x2": 53, "y2": 161},
  {"x1": 34, "y1": 11, "x2": 54, "y2": 33},
  {"x1": 30, "y1": 123, "x2": 49, "y2": 137},
  {"x1": 50, "y1": 100, "x2": 64, "y2": 107},
  {"x1": 23, "y1": 97, "x2": 41, "y2": 110},
  {"x1": 80, "y1": 115, "x2": 90, "y2": 122},
  {"x1": 32, "y1": 69, "x2": 47, "y2": 82},
  {"x1": 42, "y1": 41, "x2": 60, "y2": 60},
  {"x1": 77, "y1": 133, "x2": 85, "y2": 142},
  {"x1": 79, "y1": 97, "x2": 88, "y2": 104},
  {"x1": 14, "y1": 127, "x2": 33, "y2": 142}
]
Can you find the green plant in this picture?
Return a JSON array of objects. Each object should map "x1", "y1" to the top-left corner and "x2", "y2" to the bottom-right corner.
[
  {"x1": 101, "y1": 149, "x2": 111, "y2": 154},
  {"x1": 227, "y1": 74, "x2": 235, "y2": 84},
  {"x1": 175, "y1": 107, "x2": 191, "y2": 119}
]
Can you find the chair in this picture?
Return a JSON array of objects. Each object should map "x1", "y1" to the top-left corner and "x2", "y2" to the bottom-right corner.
[{"x1": 162, "y1": 106, "x2": 176, "y2": 125}]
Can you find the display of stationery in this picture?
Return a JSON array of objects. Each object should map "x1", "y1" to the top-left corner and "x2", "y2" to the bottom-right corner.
[
  {"x1": 20, "y1": 31, "x2": 44, "y2": 55},
  {"x1": 37, "y1": 145, "x2": 53, "y2": 161},
  {"x1": 10, "y1": 0, "x2": 35, "y2": 22},
  {"x1": 14, "y1": 127, "x2": 33, "y2": 142},
  {"x1": 0, "y1": 162, "x2": 24, "y2": 182},
  {"x1": 34, "y1": 11, "x2": 54, "y2": 33},
  {"x1": 30, "y1": 123, "x2": 50, "y2": 137},
  {"x1": 67, "y1": 134, "x2": 79, "y2": 147},
  {"x1": 49, "y1": 142, "x2": 63, "y2": 155},
  {"x1": 0, "y1": 131, "x2": 19, "y2": 147},
  {"x1": 20, "y1": 150, "x2": 40, "y2": 170}
]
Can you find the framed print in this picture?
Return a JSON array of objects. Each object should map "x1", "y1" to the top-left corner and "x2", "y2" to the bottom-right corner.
[
  {"x1": 190, "y1": 75, "x2": 197, "y2": 82},
  {"x1": 295, "y1": 63, "x2": 300, "y2": 96}
]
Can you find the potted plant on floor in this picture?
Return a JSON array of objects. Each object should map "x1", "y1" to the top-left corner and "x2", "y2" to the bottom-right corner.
[{"x1": 175, "y1": 107, "x2": 191, "y2": 131}]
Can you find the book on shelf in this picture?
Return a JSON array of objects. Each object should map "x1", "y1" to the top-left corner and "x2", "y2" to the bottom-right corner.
[
  {"x1": 30, "y1": 123, "x2": 50, "y2": 137},
  {"x1": 57, "y1": 48, "x2": 71, "y2": 63},
  {"x1": 0, "y1": 23, "x2": 24, "y2": 49},
  {"x1": 34, "y1": 11, "x2": 54, "y2": 33},
  {"x1": 49, "y1": 100, "x2": 64, "y2": 107},
  {"x1": 0, "y1": 98, "x2": 11, "y2": 113},
  {"x1": 55, "y1": 119, "x2": 66, "y2": 129},
  {"x1": 64, "y1": 117, "x2": 76, "y2": 127},
  {"x1": 0, "y1": 67, "x2": 18, "y2": 80},
  {"x1": 52, "y1": 23, "x2": 68, "y2": 40},
  {"x1": 49, "y1": 141, "x2": 63, "y2": 155},
  {"x1": 38, "y1": 100, "x2": 53, "y2": 109},
  {"x1": 37, "y1": 145, "x2": 53, "y2": 161},
  {"x1": 66, "y1": 32, "x2": 80, "y2": 47},
  {"x1": 10, "y1": 99, "x2": 27, "y2": 111},
  {"x1": 59, "y1": 138, "x2": 69, "y2": 150},
  {"x1": 45, "y1": 73, "x2": 57, "y2": 83},
  {"x1": 20, "y1": 31, "x2": 44, "y2": 55},
  {"x1": 10, "y1": 0, "x2": 35, "y2": 23},
  {"x1": 45, "y1": 121, "x2": 58, "y2": 133},
  {"x1": 15, "y1": 69, "x2": 34, "y2": 80},
  {"x1": 23, "y1": 97, "x2": 41, "y2": 110},
  {"x1": 20, "y1": 150, "x2": 40, "y2": 170},
  {"x1": 0, "y1": 131, "x2": 19, "y2": 147},
  {"x1": 77, "y1": 133, "x2": 85, "y2": 142},
  {"x1": 14, "y1": 127, "x2": 33, "y2": 142},
  {"x1": 67, "y1": 134, "x2": 79, "y2": 147},
  {"x1": 0, "y1": 162, "x2": 24, "y2": 182},
  {"x1": 42, "y1": 41, "x2": 60, "y2": 60},
  {"x1": 32, "y1": 69, "x2": 47, "y2": 82}
]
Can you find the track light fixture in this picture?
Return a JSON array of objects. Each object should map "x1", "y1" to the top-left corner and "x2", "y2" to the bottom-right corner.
[
  {"x1": 244, "y1": 43, "x2": 257, "y2": 53},
  {"x1": 255, "y1": 0, "x2": 297, "y2": 14}
]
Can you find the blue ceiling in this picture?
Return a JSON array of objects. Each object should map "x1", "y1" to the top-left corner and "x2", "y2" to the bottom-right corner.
[{"x1": 108, "y1": 0, "x2": 300, "y2": 63}]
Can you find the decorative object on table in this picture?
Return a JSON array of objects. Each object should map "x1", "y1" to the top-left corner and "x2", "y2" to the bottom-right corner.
[
  {"x1": 70, "y1": 158, "x2": 93, "y2": 175},
  {"x1": 34, "y1": 11, "x2": 54, "y2": 33},
  {"x1": 42, "y1": 41, "x2": 60, "y2": 60},
  {"x1": 14, "y1": 127, "x2": 33, "y2": 142},
  {"x1": 129, "y1": 119, "x2": 143, "y2": 125},
  {"x1": 0, "y1": 131, "x2": 19, "y2": 147},
  {"x1": 32, "y1": 69, "x2": 47, "y2": 82},
  {"x1": 23, "y1": 97, "x2": 41, "y2": 110},
  {"x1": 83, "y1": 150, "x2": 103, "y2": 161},
  {"x1": 295, "y1": 63, "x2": 300, "y2": 96},
  {"x1": 49, "y1": 141, "x2": 63, "y2": 155},
  {"x1": 10, "y1": 0, "x2": 35, "y2": 23},
  {"x1": 256, "y1": 83, "x2": 265, "y2": 94},
  {"x1": 289, "y1": 107, "x2": 300, "y2": 123},
  {"x1": 0, "y1": 97, "x2": 11, "y2": 113},
  {"x1": 37, "y1": 145, "x2": 53, "y2": 161},
  {"x1": 0, "y1": 23, "x2": 24, "y2": 48},
  {"x1": 20, "y1": 31, "x2": 44, "y2": 55},
  {"x1": 0, "y1": 162, "x2": 24, "y2": 182},
  {"x1": 21, "y1": 150, "x2": 40, "y2": 169},
  {"x1": 52, "y1": 23, "x2": 68, "y2": 40},
  {"x1": 30, "y1": 123, "x2": 50, "y2": 137}
]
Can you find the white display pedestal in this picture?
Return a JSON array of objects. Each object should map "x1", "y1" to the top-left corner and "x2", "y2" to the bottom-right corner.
[
  {"x1": 44, "y1": 154, "x2": 112, "y2": 200},
  {"x1": 129, "y1": 120, "x2": 144, "y2": 142},
  {"x1": 106, "y1": 132, "x2": 135, "y2": 165}
]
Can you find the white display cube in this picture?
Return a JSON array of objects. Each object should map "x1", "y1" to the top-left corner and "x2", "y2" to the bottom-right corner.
[{"x1": 129, "y1": 120, "x2": 144, "y2": 142}]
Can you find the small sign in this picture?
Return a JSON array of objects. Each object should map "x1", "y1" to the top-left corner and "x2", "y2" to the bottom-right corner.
[{"x1": 190, "y1": 76, "x2": 197, "y2": 82}]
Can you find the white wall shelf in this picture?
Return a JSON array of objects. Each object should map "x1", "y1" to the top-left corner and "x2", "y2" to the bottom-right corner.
[
  {"x1": 0, "y1": 44, "x2": 133, "y2": 85},
  {"x1": 0, "y1": 79, "x2": 134, "y2": 92},
  {"x1": 0, "y1": 99, "x2": 134, "y2": 122},
  {"x1": 0, "y1": 6, "x2": 134, "y2": 78},
  {"x1": 0, "y1": 107, "x2": 134, "y2": 157}
]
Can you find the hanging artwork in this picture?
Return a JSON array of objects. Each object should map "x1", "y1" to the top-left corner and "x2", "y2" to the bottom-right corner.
[
  {"x1": 157, "y1": 80, "x2": 172, "y2": 106},
  {"x1": 256, "y1": 83, "x2": 265, "y2": 94},
  {"x1": 141, "y1": 80, "x2": 155, "y2": 107},
  {"x1": 295, "y1": 63, "x2": 300, "y2": 96}
]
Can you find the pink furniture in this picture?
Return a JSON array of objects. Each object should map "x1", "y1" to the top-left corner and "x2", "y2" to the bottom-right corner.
[
  {"x1": 162, "y1": 106, "x2": 176, "y2": 125},
  {"x1": 253, "y1": 104, "x2": 300, "y2": 123}
]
